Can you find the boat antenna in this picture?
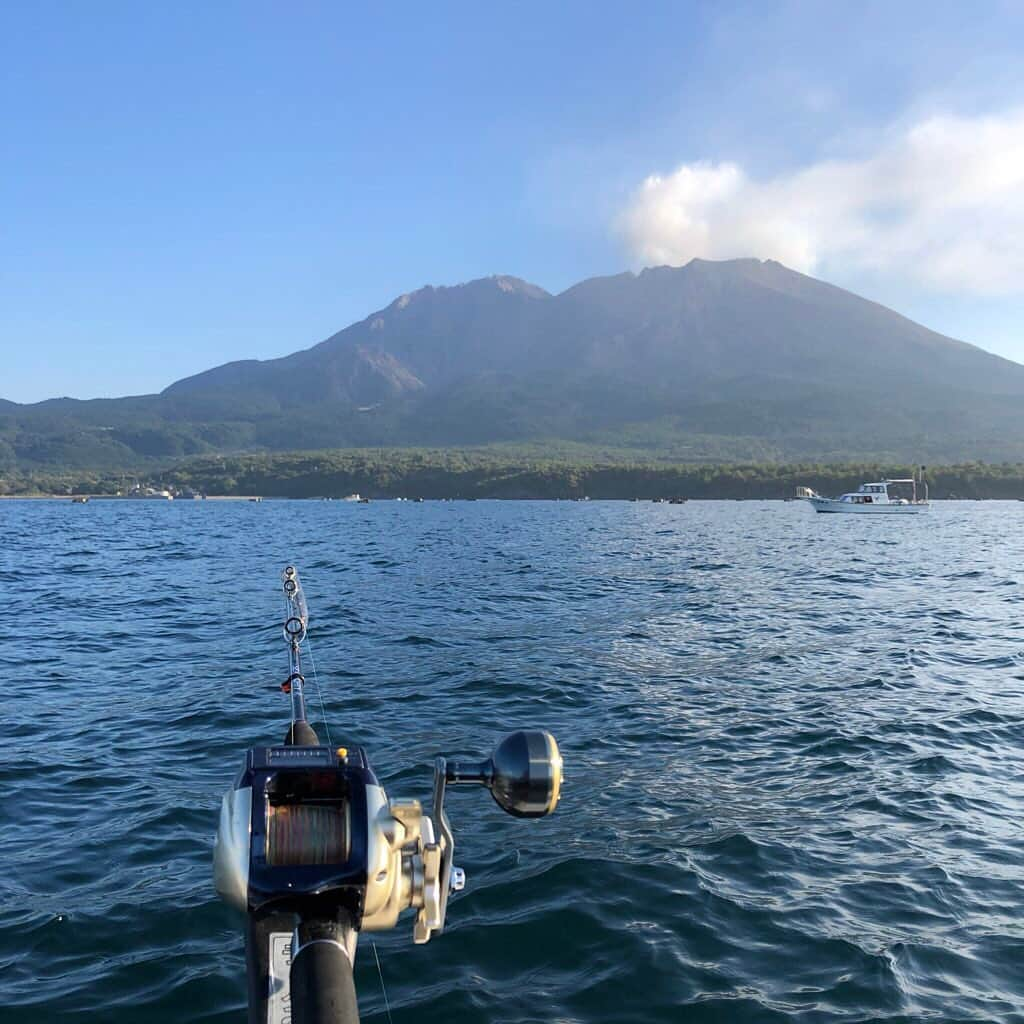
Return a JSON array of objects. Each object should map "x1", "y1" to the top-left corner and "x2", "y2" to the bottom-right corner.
[{"x1": 281, "y1": 565, "x2": 318, "y2": 745}]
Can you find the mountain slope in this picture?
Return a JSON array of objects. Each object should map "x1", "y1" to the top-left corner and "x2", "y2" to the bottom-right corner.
[
  {"x1": 164, "y1": 275, "x2": 550, "y2": 402},
  {"x1": 4, "y1": 259, "x2": 1024, "y2": 468}
]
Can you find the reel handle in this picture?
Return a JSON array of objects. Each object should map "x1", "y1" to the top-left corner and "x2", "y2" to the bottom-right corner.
[{"x1": 446, "y1": 730, "x2": 562, "y2": 818}]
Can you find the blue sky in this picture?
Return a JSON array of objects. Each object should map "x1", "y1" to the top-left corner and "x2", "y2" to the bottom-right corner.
[{"x1": 3, "y1": 1, "x2": 1024, "y2": 402}]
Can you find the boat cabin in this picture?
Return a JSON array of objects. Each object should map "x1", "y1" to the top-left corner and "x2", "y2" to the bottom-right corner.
[{"x1": 836, "y1": 480, "x2": 915, "y2": 505}]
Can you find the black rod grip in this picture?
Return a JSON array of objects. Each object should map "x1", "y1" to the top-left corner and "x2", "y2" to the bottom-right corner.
[{"x1": 291, "y1": 940, "x2": 360, "y2": 1024}]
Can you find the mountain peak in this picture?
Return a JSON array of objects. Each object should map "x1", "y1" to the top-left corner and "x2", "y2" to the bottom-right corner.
[
  {"x1": 486, "y1": 274, "x2": 550, "y2": 298},
  {"x1": 388, "y1": 274, "x2": 549, "y2": 311}
]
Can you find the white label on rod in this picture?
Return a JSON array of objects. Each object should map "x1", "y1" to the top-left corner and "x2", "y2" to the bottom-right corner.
[{"x1": 268, "y1": 932, "x2": 293, "y2": 1024}]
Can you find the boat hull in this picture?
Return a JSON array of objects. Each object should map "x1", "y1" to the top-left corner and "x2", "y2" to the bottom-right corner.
[{"x1": 806, "y1": 497, "x2": 928, "y2": 514}]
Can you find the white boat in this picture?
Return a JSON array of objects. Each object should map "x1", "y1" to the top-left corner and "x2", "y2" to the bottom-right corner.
[
  {"x1": 799, "y1": 478, "x2": 929, "y2": 514},
  {"x1": 124, "y1": 485, "x2": 175, "y2": 500}
]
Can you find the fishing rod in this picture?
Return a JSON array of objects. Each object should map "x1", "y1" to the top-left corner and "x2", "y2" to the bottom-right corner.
[
  {"x1": 213, "y1": 566, "x2": 563, "y2": 1024},
  {"x1": 280, "y1": 566, "x2": 318, "y2": 745}
]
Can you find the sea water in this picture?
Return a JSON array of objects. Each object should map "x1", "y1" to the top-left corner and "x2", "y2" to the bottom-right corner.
[{"x1": 2, "y1": 499, "x2": 1022, "y2": 1022}]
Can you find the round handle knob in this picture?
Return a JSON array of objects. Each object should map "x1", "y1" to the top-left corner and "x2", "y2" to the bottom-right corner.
[{"x1": 488, "y1": 731, "x2": 562, "y2": 818}]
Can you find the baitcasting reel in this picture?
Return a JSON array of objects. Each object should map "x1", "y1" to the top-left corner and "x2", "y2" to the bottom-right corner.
[{"x1": 213, "y1": 568, "x2": 562, "y2": 1024}]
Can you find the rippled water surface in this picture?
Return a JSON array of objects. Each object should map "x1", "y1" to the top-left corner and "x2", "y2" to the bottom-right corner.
[{"x1": 2, "y1": 499, "x2": 1023, "y2": 1023}]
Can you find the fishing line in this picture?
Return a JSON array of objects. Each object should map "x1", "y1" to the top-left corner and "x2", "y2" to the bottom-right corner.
[
  {"x1": 372, "y1": 942, "x2": 395, "y2": 1024},
  {"x1": 302, "y1": 632, "x2": 333, "y2": 749}
]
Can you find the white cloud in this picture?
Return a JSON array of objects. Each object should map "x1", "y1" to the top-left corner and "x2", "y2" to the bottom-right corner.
[{"x1": 618, "y1": 109, "x2": 1024, "y2": 295}]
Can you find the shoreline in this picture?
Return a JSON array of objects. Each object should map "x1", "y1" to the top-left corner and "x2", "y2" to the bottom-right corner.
[
  {"x1": 6, "y1": 459, "x2": 1024, "y2": 501},
  {"x1": 1, "y1": 495, "x2": 1017, "y2": 503},
  {"x1": 0, "y1": 494, "x2": 265, "y2": 501}
]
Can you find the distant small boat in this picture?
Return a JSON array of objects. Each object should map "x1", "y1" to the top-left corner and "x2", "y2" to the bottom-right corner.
[
  {"x1": 249, "y1": 496, "x2": 263, "y2": 503},
  {"x1": 341, "y1": 494, "x2": 361, "y2": 502},
  {"x1": 71, "y1": 496, "x2": 89, "y2": 504},
  {"x1": 800, "y1": 478, "x2": 929, "y2": 514},
  {"x1": 668, "y1": 497, "x2": 687, "y2": 504},
  {"x1": 125, "y1": 486, "x2": 174, "y2": 500}
]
